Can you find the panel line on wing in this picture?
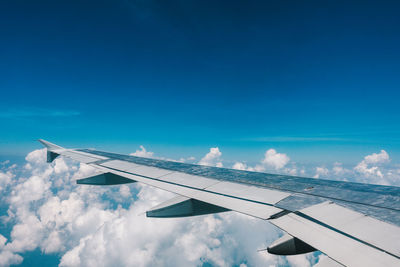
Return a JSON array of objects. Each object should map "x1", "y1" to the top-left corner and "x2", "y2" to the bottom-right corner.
[
  {"x1": 97, "y1": 164, "x2": 284, "y2": 208},
  {"x1": 80, "y1": 150, "x2": 400, "y2": 214},
  {"x1": 294, "y1": 211, "x2": 400, "y2": 260}
]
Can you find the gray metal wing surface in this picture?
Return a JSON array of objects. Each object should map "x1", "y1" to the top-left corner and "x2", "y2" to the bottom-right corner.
[{"x1": 39, "y1": 139, "x2": 400, "y2": 267}]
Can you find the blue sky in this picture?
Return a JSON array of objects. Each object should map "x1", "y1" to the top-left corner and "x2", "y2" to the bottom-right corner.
[{"x1": 1, "y1": 0, "x2": 400, "y2": 165}]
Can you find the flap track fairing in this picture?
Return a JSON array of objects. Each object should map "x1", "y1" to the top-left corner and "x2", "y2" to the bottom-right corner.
[{"x1": 146, "y1": 195, "x2": 229, "y2": 218}]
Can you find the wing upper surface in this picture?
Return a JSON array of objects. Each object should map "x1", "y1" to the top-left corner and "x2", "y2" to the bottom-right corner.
[{"x1": 39, "y1": 140, "x2": 400, "y2": 267}]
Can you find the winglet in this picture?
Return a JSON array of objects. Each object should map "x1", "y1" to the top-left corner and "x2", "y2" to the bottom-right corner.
[
  {"x1": 38, "y1": 139, "x2": 64, "y2": 163},
  {"x1": 38, "y1": 139, "x2": 64, "y2": 151}
]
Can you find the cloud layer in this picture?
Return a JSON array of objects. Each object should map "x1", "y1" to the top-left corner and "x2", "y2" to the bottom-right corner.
[
  {"x1": 0, "y1": 146, "x2": 399, "y2": 266},
  {"x1": 0, "y1": 148, "x2": 314, "y2": 267}
]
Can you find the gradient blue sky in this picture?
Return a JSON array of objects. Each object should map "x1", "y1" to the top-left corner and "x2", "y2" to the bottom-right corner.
[{"x1": 1, "y1": 0, "x2": 400, "y2": 165}]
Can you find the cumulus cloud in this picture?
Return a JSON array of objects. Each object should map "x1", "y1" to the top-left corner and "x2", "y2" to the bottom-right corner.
[
  {"x1": 355, "y1": 162, "x2": 384, "y2": 178},
  {"x1": 354, "y1": 150, "x2": 392, "y2": 184},
  {"x1": 0, "y1": 251, "x2": 22, "y2": 267},
  {"x1": 0, "y1": 147, "x2": 316, "y2": 267},
  {"x1": 313, "y1": 167, "x2": 329, "y2": 178},
  {"x1": 199, "y1": 147, "x2": 223, "y2": 167},
  {"x1": 130, "y1": 146, "x2": 154, "y2": 158},
  {"x1": 245, "y1": 149, "x2": 290, "y2": 173},
  {"x1": 119, "y1": 185, "x2": 131, "y2": 198},
  {"x1": 229, "y1": 148, "x2": 400, "y2": 186},
  {"x1": 232, "y1": 162, "x2": 248, "y2": 170},
  {"x1": 260, "y1": 149, "x2": 290, "y2": 170},
  {"x1": 0, "y1": 149, "x2": 116, "y2": 266},
  {"x1": 332, "y1": 162, "x2": 344, "y2": 176},
  {"x1": 0, "y1": 171, "x2": 13, "y2": 192},
  {"x1": 363, "y1": 150, "x2": 389, "y2": 164},
  {"x1": 232, "y1": 149, "x2": 291, "y2": 173}
]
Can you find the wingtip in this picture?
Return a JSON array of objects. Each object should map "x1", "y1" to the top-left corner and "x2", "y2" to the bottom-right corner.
[{"x1": 38, "y1": 139, "x2": 63, "y2": 150}]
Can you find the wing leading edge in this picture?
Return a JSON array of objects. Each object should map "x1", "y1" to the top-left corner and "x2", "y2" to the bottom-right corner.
[{"x1": 39, "y1": 139, "x2": 400, "y2": 267}]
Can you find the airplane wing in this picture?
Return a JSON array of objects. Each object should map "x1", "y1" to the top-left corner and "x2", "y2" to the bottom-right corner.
[{"x1": 39, "y1": 139, "x2": 400, "y2": 267}]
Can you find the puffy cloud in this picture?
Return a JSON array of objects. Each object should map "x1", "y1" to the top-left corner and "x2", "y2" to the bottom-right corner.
[
  {"x1": 254, "y1": 149, "x2": 290, "y2": 171},
  {"x1": 232, "y1": 149, "x2": 291, "y2": 173},
  {"x1": 285, "y1": 167, "x2": 298, "y2": 176},
  {"x1": 56, "y1": 183, "x2": 289, "y2": 267},
  {"x1": 232, "y1": 162, "x2": 247, "y2": 170},
  {"x1": 176, "y1": 156, "x2": 196, "y2": 163},
  {"x1": 364, "y1": 150, "x2": 389, "y2": 164},
  {"x1": 7, "y1": 214, "x2": 44, "y2": 253},
  {"x1": 355, "y1": 162, "x2": 383, "y2": 178},
  {"x1": 0, "y1": 234, "x2": 23, "y2": 266},
  {"x1": 0, "y1": 149, "x2": 117, "y2": 266},
  {"x1": 54, "y1": 158, "x2": 69, "y2": 174},
  {"x1": 287, "y1": 253, "x2": 319, "y2": 267},
  {"x1": 313, "y1": 167, "x2": 329, "y2": 178},
  {"x1": 42, "y1": 231, "x2": 63, "y2": 253},
  {"x1": 261, "y1": 149, "x2": 290, "y2": 170},
  {"x1": 0, "y1": 171, "x2": 13, "y2": 192},
  {"x1": 130, "y1": 146, "x2": 154, "y2": 158},
  {"x1": 119, "y1": 185, "x2": 131, "y2": 198},
  {"x1": 199, "y1": 147, "x2": 223, "y2": 167},
  {"x1": 58, "y1": 202, "x2": 290, "y2": 267},
  {"x1": 332, "y1": 162, "x2": 345, "y2": 176},
  {"x1": 0, "y1": 250, "x2": 23, "y2": 266},
  {"x1": 354, "y1": 150, "x2": 391, "y2": 184}
]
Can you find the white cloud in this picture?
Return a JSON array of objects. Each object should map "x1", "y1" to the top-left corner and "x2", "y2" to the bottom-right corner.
[
  {"x1": 0, "y1": 234, "x2": 22, "y2": 266},
  {"x1": 7, "y1": 214, "x2": 44, "y2": 253},
  {"x1": 58, "y1": 204, "x2": 287, "y2": 267},
  {"x1": 130, "y1": 146, "x2": 154, "y2": 158},
  {"x1": 232, "y1": 150, "x2": 296, "y2": 175},
  {"x1": 0, "y1": 148, "x2": 294, "y2": 267},
  {"x1": 364, "y1": 150, "x2": 389, "y2": 164},
  {"x1": 25, "y1": 148, "x2": 47, "y2": 165},
  {"x1": 199, "y1": 147, "x2": 223, "y2": 167},
  {"x1": 0, "y1": 171, "x2": 13, "y2": 192},
  {"x1": 119, "y1": 185, "x2": 131, "y2": 198},
  {"x1": 9, "y1": 175, "x2": 51, "y2": 205},
  {"x1": 1, "y1": 160, "x2": 10, "y2": 165},
  {"x1": 287, "y1": 253, "x2": 318, "y2": 267},
  {"x1": 313, "y1": 167, "x2": 329, "y2": 178},
  {"x1": 355, "y1": 162, "x2": 383, "y2": 178},
  {"x1": 42, "y1": 231, "x2": 63, "y2": 254},
  {"x1": 285, "y1": 167, "x2": 298, "y2": 176},
  {"x1": 54, "y1": 158, "x2": 69, "y2": 174},
  {"x1": 177, "y1": 156, "x2": 196, "y2": 163},
  {"x1": 354, "y1": 150, "x2": 391, "y2": 184},
  {"x1": 332, "y1": 162, "x2": 344, "y2": 176},
  {"x1": 232, "y1": 162, "x2": 247, "y2": 170},
  {"x1": 0, "y1": 250, "x2": 23, "y2": 266},
  {"x1": 256, "y1": 149, "x2": 290, "y2": 171}
]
